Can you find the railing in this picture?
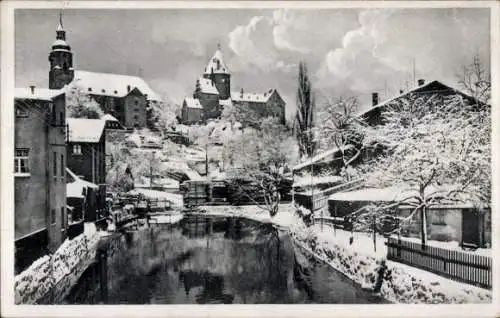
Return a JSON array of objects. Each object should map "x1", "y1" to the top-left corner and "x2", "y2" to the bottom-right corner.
[{"x1": 386, "y1": 237, "x2": 492, "y2": 289}]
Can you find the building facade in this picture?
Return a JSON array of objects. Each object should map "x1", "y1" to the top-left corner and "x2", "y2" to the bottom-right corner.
[
  {"x1": 181, "y1": 45, "x2": 286, "y2": 125},
  {"x1": 181, "y1": 97, "x2": 204, "y2": 124},
  {"x1": 14, "y1": 87, "x2": 68, "y2": 273},
  {"x1": 48, "y1": 16, "x2": 161, "y2": 129},
  {"x1": 66, "y1": 118, "x2": 107, "y2": 222}
]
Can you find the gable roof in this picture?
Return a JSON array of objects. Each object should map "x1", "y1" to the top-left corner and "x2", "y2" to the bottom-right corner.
[
  {"x1": 358, "y1": 80, "x2": 482, "y2": 118},
  {"x1": 296, "y1": 80, "x2": 484, "y2": 172},
  {"x1": 231, "y1": 89, "x2": 278, "y2": 104},
  {"x1": 183, "y1": 97, "x2": 203, "y2": 109},
  {"x1": 102, "y1": 113, "x2": 119, "y2": 122},
  {"x1": 204, "y1": 48, "x2": 230, "y2": 75},
  {"x1": 293, "y1": 145, "x2": 353, "y2": 171},
  {"x1": 198, "y1": 77, "x2": 219, "y2": 95},
  {"x1": 67, "y1": 118, "x2": 106, "y2": 143},
  {"x1": 15, "y1": 87, "x2": 64, "y2": 101},
  {"x1": 72, "y1": 70, "x2": 162, "y2": 101}
]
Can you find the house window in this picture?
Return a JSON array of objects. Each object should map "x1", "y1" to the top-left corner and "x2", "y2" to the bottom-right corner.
[
  {"x1": 15, "y1": 106, "x2": 28, "y2": 118},
  {"x1": 73, "y1": 144, "x2": 82, "y2": 155},
  {"x1": 53, "y1": 151, "x2": 57, "y2": 177},
  {"x1": 134, "y1": 115, "x2": 139, "y2": 120},
  {"x1": 60, "y1": 154, "x2": 64, "y2": 177},
  {"x1": 51, "y1": 208, "x2": 56, "y2": 225},
  {"x1": 134, "y1": 100, "x2": 139, "y2": 106},
  {"x1": 14, "y1": 148, "x2": 29, "y2": 175},
  {"x1": 60, "y1": 111, "x2": 64, "y2": 126}
]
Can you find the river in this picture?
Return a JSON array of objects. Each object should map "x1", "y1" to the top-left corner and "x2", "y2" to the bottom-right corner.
[{"x1": 64, "y1": 215, "x2": 387, "y2": 304}]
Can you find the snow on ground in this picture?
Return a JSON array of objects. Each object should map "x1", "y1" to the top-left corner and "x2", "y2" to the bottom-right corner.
[
  {"x1": 14, "y1": 223, "x2": 107, "y2": 304},
  {"x1": 199, "y1": 204, "x2": 492, "y2": 304},
  {"x1": 149, "y1": 213, "x2": 184, "y2": 224},
  {"x1": 127, "y1": 188, "x2": 183, "y2": 207},
  {"x1": 388, "y1": 235, "x2": 492, "y2": 257}
]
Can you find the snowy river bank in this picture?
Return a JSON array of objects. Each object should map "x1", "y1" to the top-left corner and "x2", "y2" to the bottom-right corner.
[
  {"x1": 14, "y1": 224, "x2": 107, "y2": 304},
  {"x1": 198, "y1": 204, "x2": 492, "y2": 304}
]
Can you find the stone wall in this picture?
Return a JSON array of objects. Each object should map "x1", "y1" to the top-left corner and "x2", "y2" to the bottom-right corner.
[{"x1": 14, "y1": 228, "x2": 102, "y2": 304}]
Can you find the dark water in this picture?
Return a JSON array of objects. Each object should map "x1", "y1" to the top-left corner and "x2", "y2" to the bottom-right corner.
[{"x1": 65, "y1": 215, "x2": 386, "y2": 304}]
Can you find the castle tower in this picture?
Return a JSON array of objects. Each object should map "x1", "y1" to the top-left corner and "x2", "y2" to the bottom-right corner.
[
  {"x1": 49, "y1": 12, "x2": 74, "y2": 89},
  {"x1": 202, "y1": 44, "x2": 231, "y2": 100}
]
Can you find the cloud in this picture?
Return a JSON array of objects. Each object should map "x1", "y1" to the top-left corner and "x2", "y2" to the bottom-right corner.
[
  {"x1": 316, "y1": 8, "x2": 490, "y2": 104},
  {"x1": 272, "y1": 9, "x2": 310, "y2": 53},
  {"x1": 228, "y1": 16, "x2": 280, "y2": 72}
]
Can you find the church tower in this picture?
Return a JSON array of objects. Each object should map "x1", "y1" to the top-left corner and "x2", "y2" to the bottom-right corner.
[
  {"x1": 202, "y1": 44, "x2": 231, "y2": 100},
  {"x1": 49, "y1": 13, "x2": 74, "y2": 89}
]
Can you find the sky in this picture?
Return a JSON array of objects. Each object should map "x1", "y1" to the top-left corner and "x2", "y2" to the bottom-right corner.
[{"x1": 15, "y1": 8, "x2": 490, "y2": 120}]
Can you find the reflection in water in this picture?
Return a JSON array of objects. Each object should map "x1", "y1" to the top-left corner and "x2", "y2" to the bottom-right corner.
[{"x1": 65, "y1": 215, "x2": 386, "y2": 304}]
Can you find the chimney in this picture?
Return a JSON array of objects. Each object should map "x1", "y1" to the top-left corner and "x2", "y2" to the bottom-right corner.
[
  {"x1": 372, "y1": 92, "x2": 378, "y2": 106},
  {"x1": 127, "y1": 85, "x2": 131, "y2": 92},
  {"x1": 399, "y1": 89, "x2": 404, "y2": 94},
  {"x1": 29, "y1": 85, "x2": 35, "y2": 94},
  {"x1": 418, "y1": 79, "x2": 425, "y2": 86},
  {"x1": 240, "y1": 88, "x2": 244, "y2": 98}
]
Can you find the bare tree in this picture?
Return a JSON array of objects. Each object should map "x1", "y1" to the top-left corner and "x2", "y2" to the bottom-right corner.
[
  {"x1": 457, "y1": 54, "x2": 491, "y2": 104},
  {"x1": 295, "y1": 61, "x2": 316, "y2": 159}
]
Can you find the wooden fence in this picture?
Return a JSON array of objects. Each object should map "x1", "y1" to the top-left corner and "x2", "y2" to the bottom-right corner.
[{"x1": 386, "y1": 237, "x2": 492, "y2": 289}]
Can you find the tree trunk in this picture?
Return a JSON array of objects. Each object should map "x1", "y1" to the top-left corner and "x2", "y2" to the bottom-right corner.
[{"x1": 420, "y1": 205, "x2": 427, "y2": 248}]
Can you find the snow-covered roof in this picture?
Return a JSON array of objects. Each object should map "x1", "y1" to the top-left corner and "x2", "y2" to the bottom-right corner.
[
  {"x1": 204, "y1": 48, "x2": 230, "y2": 75},
  {"x1": 127, "y1": 188, "x2": 183, "y2": 207},
  {"x1": 72, "y1": 70, "x2": 162, "y2": 101},
  {"x1": 52, "y1": 39, "x2": 70, "y2": 47},
  {"x1": 219, "y1": 98, "x2": 232, "y2": 107},
  {"x1": 293, "y1": 175, "x2": 344, "y2": 188},
  {"x1": 15, "y1": 87, "x2": 64, "y2": 101},
  {"x1": 329, "y1": 187, "x2": 417, "y2": 202},
  {"x1": 184, "y1": 97, "x2": 203, "y2": 109},
  {"x1": 198, "y1": 77, "x2": 219, "y2": 95},
  {"x1": 358, "y1": 80, "x2": 482, "y2": 118},
  {"x1": 293, "y1": 145, "x2": 353, "y2": 171},
  {"x1": 231, "y1": 89, "x2": 276, "y2": 103},
  {"x1": 67, "y1": 118, "x2": 106, "y2": 143},
  {"x1": 102, "y1": 113, "x2": 119, "y2": 122},
  {"x1": 66, "y1": 168, "x2": 99, "y2": 198}
]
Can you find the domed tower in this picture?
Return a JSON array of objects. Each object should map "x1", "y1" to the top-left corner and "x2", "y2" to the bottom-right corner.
[
  {"x1": 48, "y1": 13, "x2": 74, "y2": 89},
  {"x1": 202, "y1": 44, "x2": 231, "y2": 100}
]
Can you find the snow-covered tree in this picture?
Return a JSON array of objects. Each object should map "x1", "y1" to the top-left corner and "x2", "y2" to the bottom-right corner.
[
  {"x1": 147, "y1": 99, "x2": 180, "y2": 132},
  {"x1": 357, "y1": 93, "x2": 490, "y2": 246},
  {"x1": 66, "y1": 83, "x2": 103, "y2": 119},
  {"x1": 221, "y1": 100, "x2": 261, "y2": 129},
  {"x1": 318, "y1": 96, "x2": 365, "y2": 181},
  {"x1": 295, "y1": 61, "x2": 316, "y2": 159},
  {"x1": 224, "y1": 117, "x2": 298, "y2": 217}
]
